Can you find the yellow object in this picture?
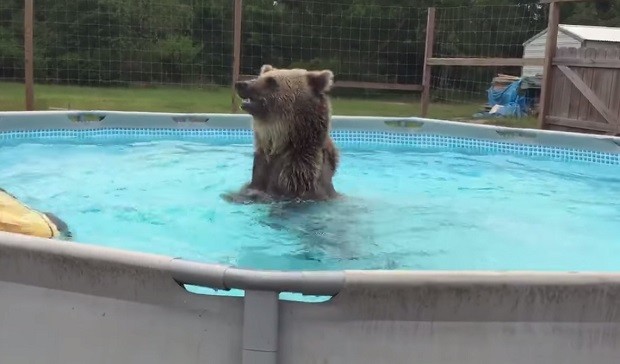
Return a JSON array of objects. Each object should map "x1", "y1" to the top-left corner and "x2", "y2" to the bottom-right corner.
[{"x1": 0, "y1": 188, "x2": 62, "y2": 239}]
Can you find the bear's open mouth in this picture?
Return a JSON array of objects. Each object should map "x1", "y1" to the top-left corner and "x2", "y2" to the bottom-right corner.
[
  {"x1": 234, "y1": 81, "x2": 266, "y2": 115},
  {"x1": 235, "y1": 90, "x2": 254, "y2": 109},
  {"x1": 240, "y1": 97, "x2": 255, "y2": 109},
  {"x1": 239, "y1": 97, "x2": 266, "y2": 115}
]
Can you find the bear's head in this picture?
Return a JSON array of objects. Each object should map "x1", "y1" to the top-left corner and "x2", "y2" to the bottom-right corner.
[{"x1": 234, "y1": 64, "x2": 334, "y2": 121}]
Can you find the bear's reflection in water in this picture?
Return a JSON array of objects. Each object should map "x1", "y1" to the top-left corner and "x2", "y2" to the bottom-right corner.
[{"x1": 234, "y1": 196, "x2": 403, "y2": 271}]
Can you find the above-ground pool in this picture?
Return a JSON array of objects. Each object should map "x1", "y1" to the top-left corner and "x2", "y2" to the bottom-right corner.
[
  {"x1": 1, "y1": 110, "x2": 620, "y2": 364},
  {"x1": 1, "y1": 112, "x2": 619, "y2": 273}
]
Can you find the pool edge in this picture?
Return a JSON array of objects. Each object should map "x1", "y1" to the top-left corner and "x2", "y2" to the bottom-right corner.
[
  {"x1": 2, "y1": 230, "x2": 620, "y2": 300},
  {"x1": 0, "y1": 110, "x2": 619, "y2": 155}
]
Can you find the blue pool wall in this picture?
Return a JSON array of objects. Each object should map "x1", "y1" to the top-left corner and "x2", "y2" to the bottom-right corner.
[{"x1": 1, "y1": 110, "x2": 620, "y2": 364}]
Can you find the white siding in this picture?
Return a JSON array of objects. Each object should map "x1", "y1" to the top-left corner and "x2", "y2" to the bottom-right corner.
[
  {"x1": 521, "y1": 30, "x2": 581, "y2": 77},
  {"x1": 583, "y1": 40, "x2": 620, "y2": 50}
]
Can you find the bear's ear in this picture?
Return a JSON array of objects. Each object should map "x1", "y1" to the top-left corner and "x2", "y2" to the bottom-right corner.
[
  {"x1": 260, "y1": 64, "x2": 274, "y2": 75},
  {"x1": 307, "y1": 70, "x2": 334, "y2": 93}
]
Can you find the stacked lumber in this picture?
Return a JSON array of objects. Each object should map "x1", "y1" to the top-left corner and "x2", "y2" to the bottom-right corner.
[
  {"x1": 483, "y1": 73, "x2": 520, "y2": 111},
  {"x1": 481, "y1": 73, "x2": 543, "y2": 116},
  {"x1": 491, "y1": 73, "x2": 520, "y2": 91}
]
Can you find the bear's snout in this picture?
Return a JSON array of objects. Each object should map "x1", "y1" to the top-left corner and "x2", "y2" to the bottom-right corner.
[{"x1": 235, "y1": 81, "x2": 252, "y2": 98}]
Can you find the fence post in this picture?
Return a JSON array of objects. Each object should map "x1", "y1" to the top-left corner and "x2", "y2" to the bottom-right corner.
[
  {"x1": 24, "y1": 0, "x2": 34, "y2": 111},
  {"x1": 537, "y1": 1, "x2": 560, "y2": 129},
  {"x1": 420, "y1": 7, "x2": 436, "y2": 118},
  {"x1": 231, "y1": 0, "x2": 243, "y2": 113}
]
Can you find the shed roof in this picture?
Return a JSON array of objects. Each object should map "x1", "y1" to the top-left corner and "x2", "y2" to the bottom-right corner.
[{"x1": 523, "y1": 24, "x2": 620, "y2": 46}]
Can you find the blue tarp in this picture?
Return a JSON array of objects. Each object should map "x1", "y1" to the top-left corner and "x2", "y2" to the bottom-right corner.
[{"x1": 473, "y1": 79, "x2": 533, "y2": 119}]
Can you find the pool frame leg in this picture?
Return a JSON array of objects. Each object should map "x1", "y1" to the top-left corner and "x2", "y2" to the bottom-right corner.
[{"x1": 242, "y1": 290, "x2": 279, "y2": 364}]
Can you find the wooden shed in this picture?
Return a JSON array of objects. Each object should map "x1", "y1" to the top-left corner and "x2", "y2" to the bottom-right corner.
[{"x1": 522, "y1": 24, "x2": 620, "y2": 77}]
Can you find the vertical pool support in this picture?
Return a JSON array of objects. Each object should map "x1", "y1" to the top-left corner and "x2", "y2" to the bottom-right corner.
[
  {"x1": 168, "y1": 258, "x2": 346, "y2": 364},
  {"x1": 243, "y1": 290, "x2": 279, "y2": 364}
]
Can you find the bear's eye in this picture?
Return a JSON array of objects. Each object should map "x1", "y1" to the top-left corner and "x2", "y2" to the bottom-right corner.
[{"x1": 265, "y1": 76, "x2": 278, "y2": 89}]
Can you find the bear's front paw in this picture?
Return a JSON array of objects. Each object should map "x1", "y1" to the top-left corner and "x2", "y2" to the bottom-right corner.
[{"x1": 221, "y1": 188, "x2": 274, "y2": 205}]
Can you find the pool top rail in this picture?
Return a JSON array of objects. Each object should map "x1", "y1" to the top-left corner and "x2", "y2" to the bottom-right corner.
[{"x1": 4, "y1": 230, "x2": 620, "y2": 299}]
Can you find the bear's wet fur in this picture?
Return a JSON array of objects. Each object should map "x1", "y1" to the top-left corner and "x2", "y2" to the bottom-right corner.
[{"x1": 224, "y1": 64, "x2": 340, "y2": 204}]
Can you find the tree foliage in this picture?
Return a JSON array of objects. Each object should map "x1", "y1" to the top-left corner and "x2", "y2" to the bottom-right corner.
[{"x1": 0, "y1": 0, "x2": 617, "y2": 88}]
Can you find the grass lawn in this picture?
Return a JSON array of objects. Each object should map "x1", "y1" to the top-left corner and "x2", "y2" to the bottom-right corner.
[{"x1": 0, "y1": 82, "x2": 538, "y2": 128}]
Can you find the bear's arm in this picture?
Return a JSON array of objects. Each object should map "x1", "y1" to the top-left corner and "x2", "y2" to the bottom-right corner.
[
  {"x1": 222, "y1": 151, "x2": 275, "y2": 204},
  {"x1": 248, "y1": 150, "x2": 271, "y2": 191},
  {"x1": 324, "y1": 137, "x2": 339, "y2": 173},
  {"x1": 221, "y1": 186, "x2": 274, "y2": 204}
]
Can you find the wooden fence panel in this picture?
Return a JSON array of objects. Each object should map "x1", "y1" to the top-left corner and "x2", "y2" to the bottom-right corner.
[{"x1": 544, "y1": 47, "x2": 620, "y2": 136}]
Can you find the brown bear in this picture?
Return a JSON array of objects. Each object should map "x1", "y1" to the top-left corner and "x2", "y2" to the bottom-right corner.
[{"x1": 223, "y1": 64, "x2": 340, "y2": 204}]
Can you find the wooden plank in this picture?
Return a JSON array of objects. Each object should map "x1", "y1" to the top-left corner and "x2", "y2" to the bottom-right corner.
[
  {"x1": 545, "y1": 116, "x2": 613, "y2": 133},
  {"x1": 600, "y1": 49, "x2": 614, "y2": 112},
  {"x1": 550, "y1": 48, "x2": 564, "y2": 119},
  {"x1": 231, "y1": 0, "x2": 243, "y2": 113},
  {"x1": 564, "y1": 48, "x2": 581, "y2": 120},
  {"x1": 608, "y1": 49, "x2": 620, "y2": 130},
  {"x1": 426, "y1": 57, "x2": 544, "y2": 67},
  {"x1": 420, "y1": 7, "x2": 436, "y2": 118},
  {"x1": 599, "y1": 49, "x2": 615, "y2": 127},
  {"x1": 548, "y1": 48, "x2": 563, "y2": 119},
  {"x1": 582, "y1": 48, "x2": 599, "y2": 125},
  {"x1": 606, "y1": 49, "x2": 620, "y2": 134},
  {"x1": 537, "y1": 1, "x2": 560, "y2": 129},
  {"x1": 539, "y1": 0, "x2": 600, "y2": 3},
  {"x1": 334, "y1": 81, "x2": 423, "y2": 91},
  {"x1": 548, "y1": 66, "x2": 562, "y2": 118},
  {"x1": 238, "y1": 76, "x2": 424, "y2": 91},
  {"x1": 557, "y1": 64, "x2": 618, "y2": 132},
  {"x1": 569, "y1": 48, "x2": 586, "y2": 122},
  {"x1": 590, "y1": 48, "x2": 608, "y2": 125},
  {"x1": 24, "y1": 0, "x2": 34, "y2": 111},
  {"x1": 576, "y1": 48, "x2": 591, "y2": 123},
  {"x1": 553, "y1": 58, "x2": 620, "y2": 69},
  {"x1": 558, "y1": 51, "x2": 571, "y2": 120}
]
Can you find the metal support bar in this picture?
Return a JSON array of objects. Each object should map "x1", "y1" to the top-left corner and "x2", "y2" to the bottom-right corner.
[
  {"x1": 243, "y1": 290, "x2": 279, "y2": 364},
  {"x1": 169, "y1": 258, "x2": 345, "y2": 296}
]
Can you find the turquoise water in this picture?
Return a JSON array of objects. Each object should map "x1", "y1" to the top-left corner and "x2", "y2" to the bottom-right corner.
[{"x1": 1, "y1": 137, "x2": 620, "y2": 274}]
